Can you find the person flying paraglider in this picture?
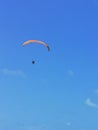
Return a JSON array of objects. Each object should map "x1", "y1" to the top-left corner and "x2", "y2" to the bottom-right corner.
[
  {"x1": 32, "y1": 60, "x2": 35, "y2": 64},
  {"x1": 22, "y1": 39, "x2": 50, "y2": 64}
]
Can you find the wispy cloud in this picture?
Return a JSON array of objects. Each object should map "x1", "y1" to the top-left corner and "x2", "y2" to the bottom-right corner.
[
  {"x1": 0, "y1": 68, "x2": 26, "y2": 78},
  {"x1": 95, "y1": 89, "x2": 98, "y2": 94},
  {"x1": 66, "y1": 122, "x2": 71, "y2": 126},
  {"x1": 85, "y1": 98, "x2": 98, "y2": 109},
  {"x1": 18, "y1": 123, "x2": 47, "y2": 130},
  {"x1": 81, "y1": 128, "x2": 85, "y2": 130},
  {"x1": 67, "y1": 70, "x2": 74, "y2": 77}
]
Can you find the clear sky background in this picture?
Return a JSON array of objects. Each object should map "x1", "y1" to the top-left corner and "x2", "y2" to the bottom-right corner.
[{"x1": 0, "y1": 0, "x2": 98, "y2": 129}]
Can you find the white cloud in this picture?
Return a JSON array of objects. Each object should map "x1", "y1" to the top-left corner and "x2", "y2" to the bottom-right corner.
[
  {"x1": 0, "y1": 68, "x2": 26, "y2": 78},
  {"x1": 85, "y1": 98, "x2": 98, "y2": 109},
  {"x1": 67, "y1": 70, "x2": 74, "y2": 77}
]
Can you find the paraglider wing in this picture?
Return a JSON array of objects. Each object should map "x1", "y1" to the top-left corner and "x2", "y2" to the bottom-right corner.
[{"x1": 22, "y1": 40, "x2": 50, "y2": 51}]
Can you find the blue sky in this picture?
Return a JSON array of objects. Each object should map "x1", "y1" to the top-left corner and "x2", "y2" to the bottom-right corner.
[{"x1": 0, "y1": 0, "x2": 98, "y2": 129}]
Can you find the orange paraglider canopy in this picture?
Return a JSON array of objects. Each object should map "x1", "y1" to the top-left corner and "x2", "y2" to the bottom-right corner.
[{"x1": 22, "y1": 40, "x2": 50, "y2": 51}]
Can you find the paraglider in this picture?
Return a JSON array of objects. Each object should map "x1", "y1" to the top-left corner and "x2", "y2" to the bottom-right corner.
[
  {"x1": 22, "y1": 40, "x2": 50, "y2": 51},
  {"x1": 22, "y1": 39, "x2": 50, "y2": 64}
]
